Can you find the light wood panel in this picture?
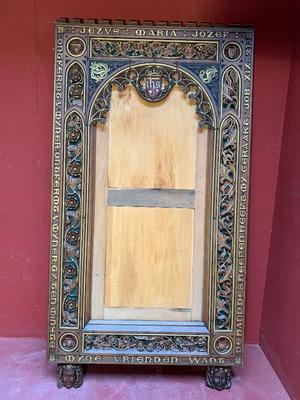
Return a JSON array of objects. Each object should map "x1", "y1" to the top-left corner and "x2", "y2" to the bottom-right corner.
[
  {"x1": 90, "y1": 123, "x2": 108, "y2": 319},
  {"x1": 108, "y1": 86, "x2": 197, "y2": 189},
  {"x1": 192, "y1": 126, "x2": 209, "y2": 320},
  {"x1": 103, "y1": 307, "x2": 191, "y2": 321},
  {"x1": 104, "y1": 206, "x2": 194, "y2": 309}
]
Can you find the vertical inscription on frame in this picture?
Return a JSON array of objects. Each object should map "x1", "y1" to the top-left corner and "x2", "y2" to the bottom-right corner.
[
  {"x1": 235, "y1": 37, "x2": 253, "y2": 361},
  {"x1": 49, "y1": 34, "x2": 64, "y2": 351}
]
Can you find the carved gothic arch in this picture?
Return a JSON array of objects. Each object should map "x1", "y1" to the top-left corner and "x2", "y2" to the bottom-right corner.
[{"x1": 88, "y1": 62, "x2": 217, "y2": 129}]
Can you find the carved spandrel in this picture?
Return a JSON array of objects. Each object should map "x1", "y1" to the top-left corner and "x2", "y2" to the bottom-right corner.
[{"x1": 90, "y1": 64, "x2": 215, "y2": 128}]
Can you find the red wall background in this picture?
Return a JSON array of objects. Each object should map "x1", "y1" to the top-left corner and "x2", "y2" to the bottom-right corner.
[
  {"x1": 260, "y1": 22, "x2": 300, "y2": 400},
  {"x1": 0, "y1": 0, "x2": 297, "y2": 347}
]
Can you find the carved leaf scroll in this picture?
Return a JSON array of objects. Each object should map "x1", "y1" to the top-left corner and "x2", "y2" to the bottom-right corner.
[
  {"x1": 61, "y1": 111, "x2": 83, "y2": 327},
  {"x1": 222, "y1": 67, "x2": 240, "y2": 114},
  {"x1": 66, "y1": 62, "x2": 85, "y2": 109},
  {"x1": 85, "y1": 334, "x2": 208, "y2": 353},
  {"x1": 215, "y1": 116, "x2": 238, "y2": 330},
  {"x1": 91, "y1": 39, "x2": 218, "y2": 60}
]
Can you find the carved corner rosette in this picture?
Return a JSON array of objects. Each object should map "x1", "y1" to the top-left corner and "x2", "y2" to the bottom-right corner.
[{"x1": 84, "y1": 334, "x2": 208, "y2": 354}]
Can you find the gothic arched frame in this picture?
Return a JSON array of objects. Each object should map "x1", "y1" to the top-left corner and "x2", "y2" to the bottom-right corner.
[{"x1": 48, "y1": 20, "x2": 254, "y2": 371}]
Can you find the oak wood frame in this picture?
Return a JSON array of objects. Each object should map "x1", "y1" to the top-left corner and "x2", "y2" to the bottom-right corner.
[{"x1": 48, "y1": 19, "x2": 254, "y2": 368}]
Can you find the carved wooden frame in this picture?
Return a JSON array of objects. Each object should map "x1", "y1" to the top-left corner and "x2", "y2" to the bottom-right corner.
[{"x1": 48, "y1": 19, "x2": 254, "y2": 369}]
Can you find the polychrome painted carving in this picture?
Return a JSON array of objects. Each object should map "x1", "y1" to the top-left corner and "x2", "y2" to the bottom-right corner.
[{"x1": 48, "y1": 19, "x2": 254, "y2": 390}]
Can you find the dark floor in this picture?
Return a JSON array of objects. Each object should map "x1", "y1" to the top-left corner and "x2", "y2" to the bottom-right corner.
[{"x1": 0, "y1": 338, "x2": 289, "y2": 400}]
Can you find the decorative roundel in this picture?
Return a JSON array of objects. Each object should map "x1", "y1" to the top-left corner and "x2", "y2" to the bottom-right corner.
[
  {"x1": 214, "y1": 336, "x2": 233, "y2": 355},
  {"x1": 59, "y1": 333, "x2": 79, "y2": 352},
  {"x1": 67, "y1": 37, "x2": 86, "y2": 57},
  {"x1": 223, "y1": 42, "x2": 242, "y2": 61}
]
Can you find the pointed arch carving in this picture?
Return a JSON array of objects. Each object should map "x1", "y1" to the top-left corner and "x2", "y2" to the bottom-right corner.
[
  {"x1": 222, "y1": 66, "x2": 241, "y2": 116},
  {"x1": 66, "y1": 61, "x2": 85, "y2": 110},
  {"x1": 89, "y1": 63, "x2": 216, "y2": 129}
]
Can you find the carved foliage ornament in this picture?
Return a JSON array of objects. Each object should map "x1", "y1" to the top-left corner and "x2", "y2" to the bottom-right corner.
[
  {"x1": 90, "y1": 64, "x2": 215, "y2": 128},
  {"x1": 67, "y1": 62, "x2": 84, "y2": 109},
  {"x1": 215, "y1": 116, "x2": 238, "y2": 330},
  {"x1": 62, "y1": 112, "x2": 83, "y2": 327},
  {"x1": 91, "y1": 39, "x2": 218, "y2": 60},
  {"x1": 90, "y1": 62, "x2": 110, "y2": 82},
  {"x1": 85, "y1": 334, "x2": 208, "y2": 353},
  {"x1": 222, "y1": 67, "x2": 240, "y2": 114}
]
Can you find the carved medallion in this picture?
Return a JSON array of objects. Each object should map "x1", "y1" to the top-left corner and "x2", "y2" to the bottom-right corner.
[
  {"x1": 67, "y1": 37, "x2": 86, "y2": 57},
  {"x1": 59, "y1": 333, "x2": 79, "y2": 352},
  {"x1": 213, "y1": 336, "x2": 233, "y2": 355},
  {"x1": 223, "y1": 42, "x2": 242, "y2": 61}
]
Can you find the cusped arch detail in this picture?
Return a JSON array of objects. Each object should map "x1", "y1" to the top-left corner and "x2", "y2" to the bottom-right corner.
[
  {"x1": 88, "y1": 63, "x2": 217, "y2": 129},
  {"x1": 221, "y1": 66, "x2": 241, "y2": 116}
]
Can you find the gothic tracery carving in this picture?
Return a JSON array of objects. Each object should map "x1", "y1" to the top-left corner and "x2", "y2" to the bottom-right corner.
[
  {"x1": 90, "y1": 64, "x2": 215, "y2": 128},
  {"x1": 222, "y1": 67, "x2": 240, "y2": 114}
]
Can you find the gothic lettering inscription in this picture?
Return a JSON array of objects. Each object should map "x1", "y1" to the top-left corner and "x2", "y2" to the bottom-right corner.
[{"x1": 49, "y1": 35, "x2": 64, "y2": 350}]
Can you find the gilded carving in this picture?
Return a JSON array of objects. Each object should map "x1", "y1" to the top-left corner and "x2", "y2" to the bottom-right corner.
[
  {"x1": 91, "y1": 39, "x2": 218, "y2": 60},
  {"x1": 223, "y1": 42, "x2": 242, "y2": 61},
  {"x1": 67, "y1": 37, "x2": 86, "y2": 57},
  {"x1": 66, "y1": 62, "x2": 85, "y2": 109},
  {"x1": 61, "y1": 112, "x2": 83, "y2": 327},
  {"x1": 59, "y1": 333, "x2": 79, "y2": 352},
  {"x1": 199, "y1": 65, "x2": 218, "y2": 84},
  {"x1": 48, "y1": 21, "x2": 254, "y2": 385},
  {"x1": 90, "y1": 64, "x2": 215, "y2": 127},
  {"x1": 215, "y1": 115, "x2": 238, "y2": 330},
  {"x1": 214, "y1": 336, "x2": 233, "y2": 355},
  {"x1": 222, "y1": 67, "x2": 240, "y2": 114},
  {"x1": 90, "y1": 62, "x2": 110, "y2": 82},
  {"x1": 85, "y1": 334, "x2": 208, "y2": 353}
]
